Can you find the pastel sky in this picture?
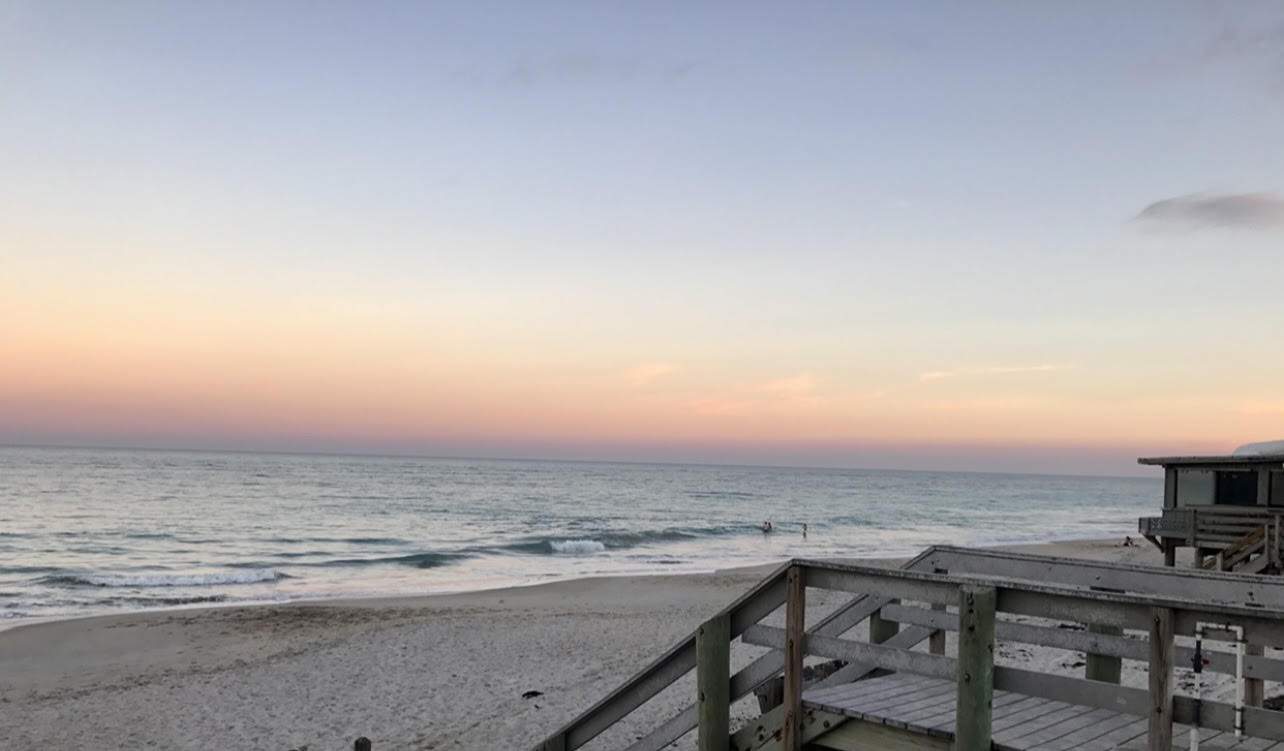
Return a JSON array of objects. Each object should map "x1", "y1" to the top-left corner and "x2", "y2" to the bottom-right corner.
[{"x1": 3, "y1": 2, "x2": 1284, "y2": 475}]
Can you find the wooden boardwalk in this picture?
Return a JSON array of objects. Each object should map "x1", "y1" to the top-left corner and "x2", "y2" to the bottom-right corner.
[
  {"x1": 805, "y1": 673, "x2": 1284, "y2": 751},
  {"x1": 533, "y1": 546, "x2": 1284, "y2": 751}
]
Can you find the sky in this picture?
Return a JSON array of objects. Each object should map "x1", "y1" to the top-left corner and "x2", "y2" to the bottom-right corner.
[{"x1": 3, "y1": 1, "x2": 1284, "y2": 476}]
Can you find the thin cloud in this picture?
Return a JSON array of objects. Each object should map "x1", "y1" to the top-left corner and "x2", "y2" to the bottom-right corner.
[
  {"x1": 688, "y1": 373, "x2": 825, "y2": 417},
  {"x1": 1134, "y1": 193, "x2": 1284, "y2": 230},
  {"x1": 919, "y1": 365, "x2": 1064, "y2": 383},
  {"x1": 623, "y1": 362, "x2": 680, "y2": 388}
]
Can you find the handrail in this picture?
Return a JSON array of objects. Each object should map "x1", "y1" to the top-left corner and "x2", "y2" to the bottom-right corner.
[
  {"x1": 533, "y1": 547, "x2": 1284, "y2": 751},
  {"x1": 772, "y1": 559, "x2": 1284, "y2": 747},
  {"x1": 533, "y1": 561, "x2": 791, "y2": 751}
]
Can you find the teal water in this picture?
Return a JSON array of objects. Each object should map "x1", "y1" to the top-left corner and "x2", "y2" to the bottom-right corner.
[{"x1": 0, "y1": 446, "x2": 1159, "y2": 621}]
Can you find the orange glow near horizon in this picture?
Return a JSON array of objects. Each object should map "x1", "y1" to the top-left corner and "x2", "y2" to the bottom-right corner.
[{"x1": 4, "y1": 261, "x2": 1274, "y2": 467}]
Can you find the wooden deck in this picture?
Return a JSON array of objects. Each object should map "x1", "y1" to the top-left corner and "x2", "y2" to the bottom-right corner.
[
  {"x1": 534, "y1": 546, "x2": 1284, "y2": 751},
  {"x1": 805, "y1": 673, "x2": 1283, "y2": 751}
]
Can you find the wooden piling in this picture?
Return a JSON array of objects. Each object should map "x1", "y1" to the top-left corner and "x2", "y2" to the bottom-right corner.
[
  {"x1": 1148, "y1": 607, "x2": 1174, "y2": 751},
  {"x1": 782, "y1": 566, "x2": 805, "y2": 751},
  {"x1": 696, "y1": 612, "x2": 730, "y2": 751},
  {"x1": 954, "y1": 585, "x2": 995, "y2": 751}
]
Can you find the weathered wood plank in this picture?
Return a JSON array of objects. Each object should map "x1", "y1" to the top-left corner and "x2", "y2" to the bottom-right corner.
[
  {"x1": 929, "y1": 601, "x2": 947, "y2": 655},
  {"x1": 742, "y1": 625, "x2": 956, "y2": 680},
  {"x1": 955, "y1": 585, "x2": 996, "y2": 751},
  {"x1": 696, "y1": 613, "x2": 730, "y2": 751},
  {"x1": 807, "y1": 719, "x2": 950, "y2": 750},
  {"x1": 811, "y1": 625, "x2": 935, "y2": 688},
  {"x1": 881, "y1": 602, "x2": 1284, "y2": 684},
  {"x1": 542, "y1": 563, "x2": 789, "y2": 751},
  {"x1": 1028, "y1": 710, "x2": 1147, "y2": 750},
  {"x1": 992, "y1": 704, "x2": 1096, "y2": 746},
  {"x1": 782, "y1": 566, "x2": 804, "y2": 751},
  {"x1": 996, "y1": 703, "x2": 1109, "y2": 744},
  {"x1": 922, "y1": 546, "x2": 1284, "y2": 609},
  {"x1": 1085, "y1": 623, "x2": 1123, "y2": 684},
  {"x1": 1149, "y1": 606, "x2": 1174, "y2": 751}
]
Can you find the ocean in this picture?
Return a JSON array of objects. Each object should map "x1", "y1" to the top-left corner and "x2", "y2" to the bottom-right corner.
[{"x1": 0, "y1": 446, "x2": 1159, "y2": 623}]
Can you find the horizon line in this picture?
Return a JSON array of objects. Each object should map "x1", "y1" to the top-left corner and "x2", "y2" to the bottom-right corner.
[{"x1": 0, "y1": 441, "x2": 1159, "y2": 482}]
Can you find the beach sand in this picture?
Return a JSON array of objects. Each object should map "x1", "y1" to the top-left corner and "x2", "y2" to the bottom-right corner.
[{"x1": 0, "y1": 539, "x2": 1198, "y2": 749}]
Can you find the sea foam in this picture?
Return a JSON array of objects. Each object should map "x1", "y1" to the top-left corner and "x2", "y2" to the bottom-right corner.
[
  {"x1": 49, "y1": 569, "x2": 285, "y2": 588},
  {"x1": 549, "y1": 539, "x2": 607, "y2": 555}
]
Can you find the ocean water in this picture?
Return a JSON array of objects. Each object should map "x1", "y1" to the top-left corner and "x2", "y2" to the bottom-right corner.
[{"x1": 0, "y1": 446, "x2": 1160, "y2": 622}]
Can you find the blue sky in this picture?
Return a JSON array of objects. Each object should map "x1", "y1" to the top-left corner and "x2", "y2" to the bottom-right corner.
[{"x1": 3, "y1": 2, "x2": 1283, "y2": 475}]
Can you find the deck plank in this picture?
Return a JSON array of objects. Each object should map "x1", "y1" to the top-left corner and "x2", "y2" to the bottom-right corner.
[
  {"x1": 801, "y1": 673, "x2": 1282, "y2": 750},
  {"x1": 1030, "y1": 711, "x2": 1148, "y2": 751}
]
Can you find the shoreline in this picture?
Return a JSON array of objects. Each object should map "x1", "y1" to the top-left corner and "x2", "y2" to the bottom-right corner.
[
  {"x1": 0, "y1": 537, "x2": 1164, "y2": 750},
  {"x1": 0, "y1": 559, "x2": 784, "y2": 637},
  {"x1": 0, "y1": 533, "x2": 1150, "y2": 637}
]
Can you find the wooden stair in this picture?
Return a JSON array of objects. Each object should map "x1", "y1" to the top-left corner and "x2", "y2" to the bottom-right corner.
[{"x1": 1204, "y1": 518, "x2": 1282, "y2": 574}]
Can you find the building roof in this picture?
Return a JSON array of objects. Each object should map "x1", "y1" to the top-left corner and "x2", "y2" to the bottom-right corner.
[
  {"x1": 1139, "y1": 439, "x2": 1284, "y2": 466},
  {"x1": 1138, "y1": 455, "x2": 1284, "y2": 466}
]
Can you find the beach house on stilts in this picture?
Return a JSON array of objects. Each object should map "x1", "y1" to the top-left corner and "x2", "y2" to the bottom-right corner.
[{"x1": 1138, "y1": 441, "x2": 1284, "y2": 574}]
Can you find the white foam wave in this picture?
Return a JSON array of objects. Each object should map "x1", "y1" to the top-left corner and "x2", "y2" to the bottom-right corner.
[
  {"x1": 549, "y1": 539, "x2": 606, "y2": 555},
  {"x1": 76, "y1": 569, "x2": 283, "y2": 588}
]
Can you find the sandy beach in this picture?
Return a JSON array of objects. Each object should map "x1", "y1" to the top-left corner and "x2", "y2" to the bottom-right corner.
[{"x1": 0, "y1": 539, "x2": 1188, "y2": 750}]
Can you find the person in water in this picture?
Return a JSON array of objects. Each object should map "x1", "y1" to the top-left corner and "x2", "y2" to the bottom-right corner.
[
  {"x1": 761, "y1": 520, "x2": 773, "y2": 534},
  {"x1": 802, "y1": 523, "x2": 808, "y2": 539}
]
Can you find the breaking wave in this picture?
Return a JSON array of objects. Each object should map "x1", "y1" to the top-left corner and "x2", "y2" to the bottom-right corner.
[
  {"x1": 41, "y1": 569, "x2": 287, "y2": 588},
  {"x1": 548, "y1": 539, "x2": 607, "y2": 555}
]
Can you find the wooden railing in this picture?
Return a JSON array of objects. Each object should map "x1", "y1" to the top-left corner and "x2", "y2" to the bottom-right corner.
[
  {"x1": 533, "y1": 546, "x2": 1284, "y2": 751},
  {"x1": 742, "y1": 560, "x2": 1284, "y2": 749}
]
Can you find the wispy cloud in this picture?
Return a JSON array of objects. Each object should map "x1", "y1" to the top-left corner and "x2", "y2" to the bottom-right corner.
[
  {"x1": 623, "y1": 362, "x2": 680, "y2": 388},
  {"x1": 919, "y1": 364, "x2": 1064, "y2": 383},
  {"x1": 689, "y1": 373, "x2": 826, "y2": 417},
  {"x1": 1134, "y1": 192, "x2": 1284, "y2": 231}
]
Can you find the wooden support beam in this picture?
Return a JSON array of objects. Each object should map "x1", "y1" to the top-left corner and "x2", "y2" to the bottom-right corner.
[
  {"x1": 696, "y1": 612, "x2": 730, "y2": 751},
  {"x1": 1163, "y1": 539, "x2": 1176, "y2": 567},
  {"x1": 1086, "y1": 623, "x2": 1123, "y2": 684},
  {"x1": 782, "y1": 566, "x2": 805, "y2": 751},
  {"x1": 929, "y1": 602, "x2": 946, "y2": 655},
  {"x1": 870, "y1": 600, "x2": 899, "y2": 644},
  {"x1": 954, "y1": 585, "x2": 995, "y2": 751},
  {"x1": 1246, "y1": 643, "x2": 1265, "y2": 708},
  {"x1": 869, "y1": 598, "x2": 900, "y2": 677},
  {"x1": 929, "y1": 569, "x2": 947, "y2": 655},
  {"x1": 1148, "y1": 607, "x2": 1174, "y2": 751}
]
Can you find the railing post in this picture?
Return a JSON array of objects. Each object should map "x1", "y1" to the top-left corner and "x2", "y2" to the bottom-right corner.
[
  {"x1": 1246, "y1": 643, "x2": 1265, "y2": 707},
  {"x1": 1148, "y1": 607, "x2": 1174, "y2": 751},
  {"x1": 955, "y1": 584, "x2": 995, "y2": 751},
  {"x1": 930, "y1": 602, "x2": 947, "y2": 655},
  {"x1": 696, "y1": 612, "x2": 730, "y2": 751},
  {"x1": 870, "y1": 598, "x2": 900, "y2": 676},
  {"x1": 1085, "y1": 623, "x2": 1123, "y2": 683},
  {"x1": 870, "y1": 600, "x2": 899, "y2": 644},
  {"x1": 782, "y1": 565, "x2": 806, "y2": 751}
]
